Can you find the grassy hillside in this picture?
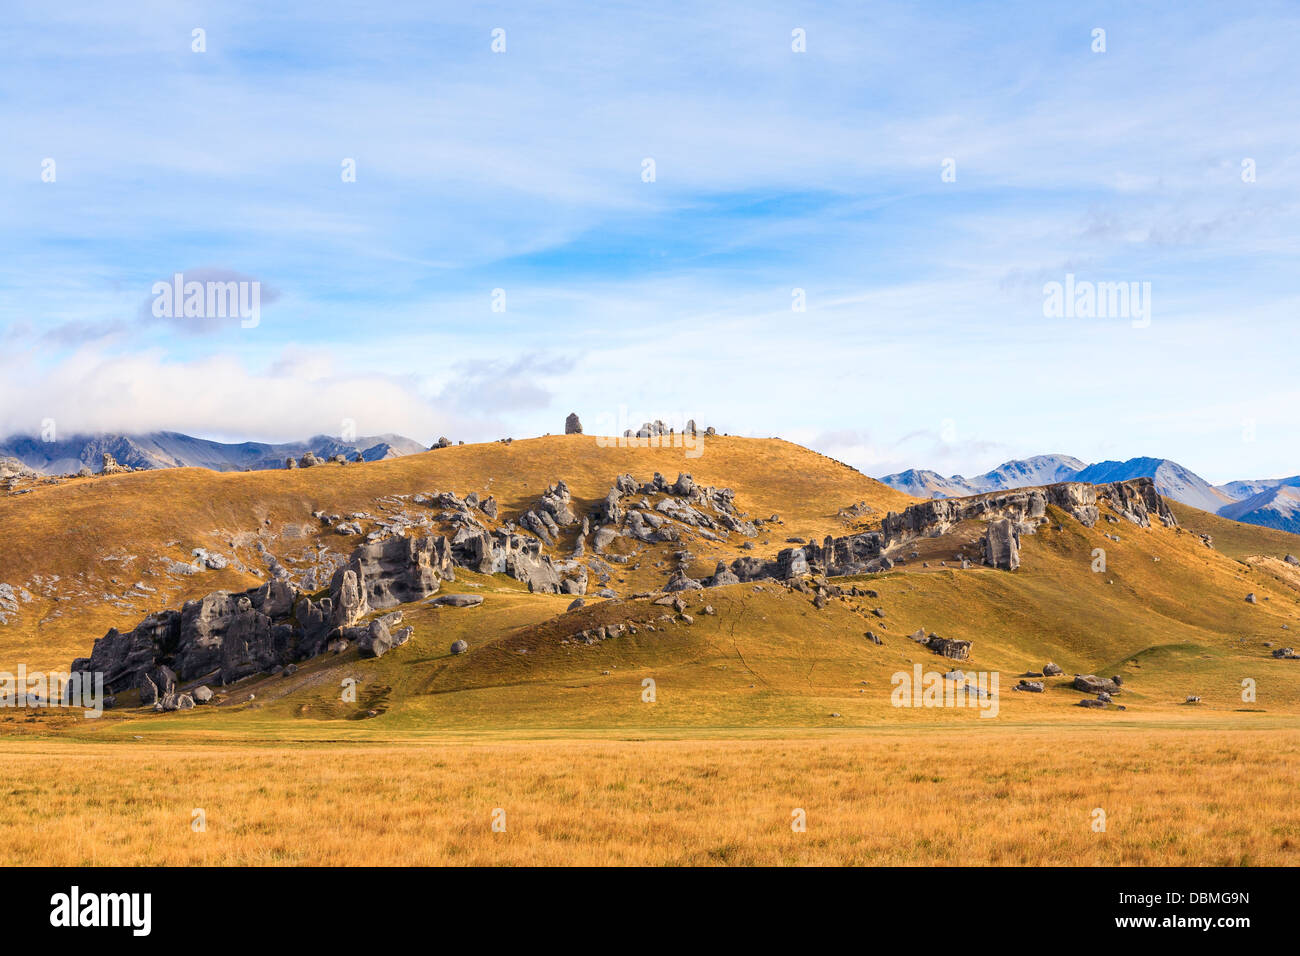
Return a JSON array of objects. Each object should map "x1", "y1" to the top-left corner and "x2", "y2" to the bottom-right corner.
[
  {"x1": 1169, "y1": 499, "x2": 1300, "y2": 559},
  {"x1": 6, "y1": 505, "x2": 1296, "y2": 743},
  {"x1": 0, "y1": 434, "x2": 914, "y2": 670},
  {"x1": 2, "y1": 433, "x2": 1298, "y2": 738}
]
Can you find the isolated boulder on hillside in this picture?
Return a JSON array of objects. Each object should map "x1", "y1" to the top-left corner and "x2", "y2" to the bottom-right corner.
[
  {"x1": 433, "y1": 594, "x2": 483, "y2": 608},
  {"x1": 101, "y1": 452, "x2": 130, "y2": 475},
  {"x1": 1073, "y1": 674, "x2": 1120, "y2": 695},
  {"x1": 358, "y1": 619, "x2": 393, "y2": 658},
  {"x1": 707, "y1": 562, "x2": 741, "y2": 587},
  {"x1": 983, "y1": 518, "x2": 1020, "y2": 571},
  {"x1": 565, "y1": 413, "x2": 583, "y2": 434},
  {"x1": 925, "y1": 634, "x2": 971, "y2": 660}
]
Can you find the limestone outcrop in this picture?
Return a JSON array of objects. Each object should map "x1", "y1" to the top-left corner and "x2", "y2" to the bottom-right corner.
[{"x1": 68, "y1": 524, "x2": 559, "y2": 700}]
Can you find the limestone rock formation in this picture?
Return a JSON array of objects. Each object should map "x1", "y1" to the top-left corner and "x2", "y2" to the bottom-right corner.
[
  {"x1": 565, "y1": 413, "x2": 583, "y2": 434},
  {"x1": 446, "y1": 525, "x2": 562, "y2": 593},
  {"x1": 1072, "y1": 674, "x2": 1120, "y2": 695},
  {"x1": 69, "y1": 530, "x2": 466, "y2": 699},
  {"x1": 880, "y1": 478, "x2": 1174, "y2": 548},
  {"x1": 433, "y1": 594, "x2": 484, "y2": 607},
  {"x1": 983, "y1": 518, "x2": 1021, "y2": 571},
  {"x1": 101, "y1": 452, "x2": 130, "y2": 475},
  {"x1": 925, "y1": 634, "x2": 971, "y2": 660}
]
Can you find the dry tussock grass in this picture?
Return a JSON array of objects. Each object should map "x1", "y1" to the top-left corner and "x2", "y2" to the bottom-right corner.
[{"x1": 4, "y1": 727, "x2": 1297, "y2": 866}]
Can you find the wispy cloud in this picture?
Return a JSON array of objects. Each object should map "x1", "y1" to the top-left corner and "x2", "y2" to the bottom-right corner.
[{"x1": 2, "y1": 1, "x2": 1298, "y2": 480}]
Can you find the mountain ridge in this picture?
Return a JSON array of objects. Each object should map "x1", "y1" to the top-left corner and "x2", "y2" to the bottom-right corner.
[
  {"x1": 0, "y1": 430, "x2": 428, "y2": 475},
  {"x1": 880, "y1": 454, "x2": 1300, "y2": 533}
]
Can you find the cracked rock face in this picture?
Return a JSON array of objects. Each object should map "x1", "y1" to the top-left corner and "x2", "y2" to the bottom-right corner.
[
  {"x1": 880, "y1": 477, "x2": 1174, "y2": 547},
  {"x1": 983, "y1": 518, "x2": 1021, "y2": 571},
  {"x1": 70, "y1": 531, "x2": 465, "y2": 696},
  {"x1": 446, "y1": 526, "x2": 561, "y2": 593},
  {"x1": 334, "y1": 534, "x2": 454, "y2": 611}
]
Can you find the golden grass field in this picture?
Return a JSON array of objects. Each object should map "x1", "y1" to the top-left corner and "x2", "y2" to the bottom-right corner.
[
  {"x1": 3, "y1": 436, "x2": 1300, "y2": 865},
  {"x1": 4, "y1": 726, "x2": 1298, "y2": 866}
]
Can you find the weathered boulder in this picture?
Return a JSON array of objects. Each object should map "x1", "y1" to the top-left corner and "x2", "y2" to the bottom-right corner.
[
  {"x1": 664, "y1": 570, "x2": 703, "y2": 592},
  {"x1": 450, "y1": 639, "x2": 469, "y2": 655},
  {"x1": 564, "y1": 412, "x2": 583, "y2": 434},
  {"x1": 1042, "y1": 662, "x2": 1064, "y2": 676},
  {"x1": 358, "y1": 619, "x2": 393, "y2": 658},
  {"x1": 172, "y1": 581, "x2": 299, "y2": 683},
  {"x1": 192, "y1": 685, "x2": 214, "y2": 704},
  {"x1": 925, "y1": 635, "x2": 971, "y2": 660},
  {"x1": 592, "y1": 524, "x2": 619, "y2": 553},
  {"x1": 707, "y1": 562, "x2": 741, "y2": 587},
  {"x1": 433, "y1": 594, "x2": 484, "y2": 608},
  {"x1": 335, "y1": 534, "x2": 453, "y2": 612},
  {"x1": 331, "y1": 569, "x2": 370, "y2": 628},
  {"x1": 101, "y1": 452, "x2": 130, "y2": 475},
  {"x1": 537, "y1": 481, "x2": 578, "y2": 527},
  {"x1": 520, "y1": 508, "x2": 559, "y2": 544},
  {"x1": 1073, "y1": 674, "x2": 1120, "y2": 695},
  {"x1": 983, "y1": 518, "x2": 1020, "y2": 571}
]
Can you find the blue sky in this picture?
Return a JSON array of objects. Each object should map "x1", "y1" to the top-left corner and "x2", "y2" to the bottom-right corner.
[{"x1": 2, "y1": 1, "x2": 1298, "y2": 483}]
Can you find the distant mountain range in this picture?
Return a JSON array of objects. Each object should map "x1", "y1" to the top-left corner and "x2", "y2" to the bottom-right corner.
[
  {"x1": 881, "y1": 454, "x2": 1088, "y2": 498},
  {"x1": 880, "y1": 455, "x2": 1300, "y2": 534},
  {"x1": 0, "y1": 431, "x2": 429, "y2": 475}
]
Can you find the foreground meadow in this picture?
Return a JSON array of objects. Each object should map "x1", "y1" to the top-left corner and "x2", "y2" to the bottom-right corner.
[{"x1": 5, "y1": 724, "x2": 1297, "y2": 866}]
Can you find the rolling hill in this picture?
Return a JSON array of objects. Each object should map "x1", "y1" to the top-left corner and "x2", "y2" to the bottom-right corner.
[{"x1": 1, "y1": 432, "x2": 1298, "y2": 739}]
